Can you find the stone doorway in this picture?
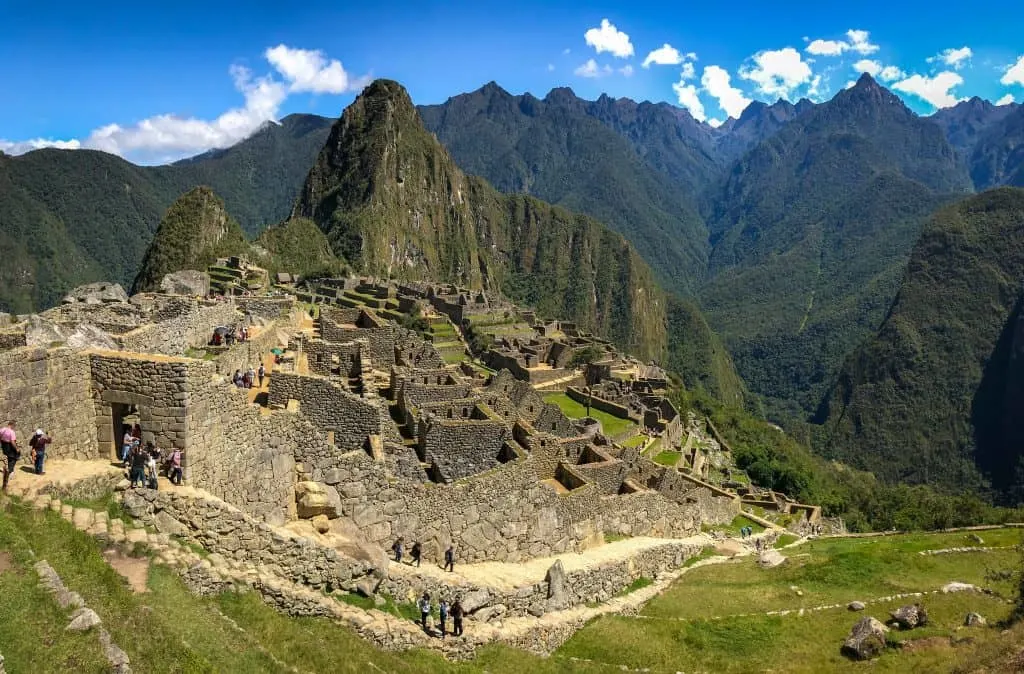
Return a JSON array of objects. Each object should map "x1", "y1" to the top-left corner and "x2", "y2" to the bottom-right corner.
[{"x1": 110, "y1": 402, "x2": 133, "y2": 461}]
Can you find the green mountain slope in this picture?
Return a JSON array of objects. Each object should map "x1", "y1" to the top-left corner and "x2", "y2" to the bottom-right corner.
[
  {"x1": 817, "y1": 187, "x2": 1024, "y2": 496},
  {"x1": 131, "y1": 187, "x2": 248, "y2": 293},
  {"x1": 0, "y1": 114, "x2": 331, "y2": 311},
  {"x1": 417, "y1": 83, "x2": 712, "y2": 293},
  {"x1": 294, "y1": 79, "x2": 671, "y2": 362},
  {"x1": 252, "y1": 216, "x2": 346, "y2": 280},
  {"x1": 968, "y1": 104, "x2": 1024, "y2": 190},
  {"x1": 700, "y1": 74, "x2": 972, "y2": 419}
]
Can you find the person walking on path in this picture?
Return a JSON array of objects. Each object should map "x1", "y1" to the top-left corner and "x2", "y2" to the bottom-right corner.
[
  {"x1": 417, "y1": 592, "x2": 432, "y2": 631},
  {"x1": 1, "y1": 421, "x2": 19, "y2": 491},
  {"x1": 391, "y1": 538, "x2": 404, "y2": 563},
  {"x1": 444, "y1": 545, "x2": 455, "y2": 572},
  {"x1": 258, "y1": 363, "x2": 266, "y2": 388},
  {"x1": 438, "y1": 599, "x2": 449, "y2": 638},
  {"x1": 450, "y1": 599, "x2": 464, "y2": 637},
  {"x1": 411, "y1": 541, "x2": 422, "y2": 567},
  {"x1": 246, "y1": 365, "x2": 256, "y2": 389},
  {"x1": 29, "y1": 429, "x2": 51, "y2": 475},
  {"x1": 168, "y1": 448, "x2": 183, "y2": 485}
]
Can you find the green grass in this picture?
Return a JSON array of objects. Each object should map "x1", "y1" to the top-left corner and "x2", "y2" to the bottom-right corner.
[
  {"x1": 774, "y1": 533, "x2": 800, "y2": 548},
  {"x1": 653, "y1": 451, "x2": 681, "y2": 467},
  {"x1": 442, "y1": 351, "x2": 468, "y2": 364},
  {"x1": 543, "y1": 393, "x2": 637, "y2": 437},
  {"x1": 603, "y1": 532, "x2": 632, "y2": 543},
  {"x1": 620, "y1": 435, "x2": 648, "y2": 449},
  {"x1": 615, "y1": 577, "x2": 654, "y2": 597},
  {"x1": 703, "y1": 514, "x2": 766, "y2": 537}
]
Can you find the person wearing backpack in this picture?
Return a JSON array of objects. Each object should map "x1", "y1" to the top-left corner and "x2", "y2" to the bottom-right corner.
[
  {"x1": 438, "y1": 599, "x2": 450, "y2": 638},
  {"x1": 417, "y1": 592, "x2": 432, "y2": 631},
  {"x1": 168, "y1": 448, "x2": 183, "y2": 485},
  {"x1": 1, "y1": 421, "x2": 19, "y2": 491},
  {"x1": 29, "y1": 429, "x2": 51, "y2": 475}
]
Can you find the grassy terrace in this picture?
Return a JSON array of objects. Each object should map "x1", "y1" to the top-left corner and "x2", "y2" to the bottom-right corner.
[
  {"x1": 1, "y1": 497, "x2": 1022, "y2": 673},
  {"x1": 543, "y1": 393, "x2": 637, "y2": 437}
]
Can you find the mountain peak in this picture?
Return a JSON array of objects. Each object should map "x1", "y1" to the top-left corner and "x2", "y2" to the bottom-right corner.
[
  {"x1": 854, "y1": 72, "x2": 881, "y2": 90},
  {"x1": 544, "y1": 86, "x2": 579, "y2": 104}
]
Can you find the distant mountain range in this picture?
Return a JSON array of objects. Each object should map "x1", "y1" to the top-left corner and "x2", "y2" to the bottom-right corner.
[{"x1": 5, "y1": 74, "x2": 1024, "y2": 499}]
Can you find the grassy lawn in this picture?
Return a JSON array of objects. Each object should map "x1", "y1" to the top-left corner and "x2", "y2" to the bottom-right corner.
[
  {"x1": 543, "y1": 393, "x2": 637, "y2": 437},
  {"x1": 620, "y1": 435, "x2": 648, "y2": 449},
  {"x1": 653, "y1": 451, "x2": 681, "y2": 467},
  {"x1": 703, "y1": 514, "x2": 766, "y2": 538}
]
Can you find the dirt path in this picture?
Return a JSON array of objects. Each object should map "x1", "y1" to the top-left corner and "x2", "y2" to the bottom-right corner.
[{"x1": 103, "y1": 549, "x2": 150, "y2": 592}]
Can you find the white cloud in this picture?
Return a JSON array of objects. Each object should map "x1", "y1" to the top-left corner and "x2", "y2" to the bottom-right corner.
[
  {"x1": 806, "y1": 39, "x2": 848, "y2": 56},
  {"x1": 547, "y1": 63, "x2": 555, "y2": 72},
  {"x1": 929, "y1": 46, "x2": 973, "y2": 70},
  {"x1": 853, "y1": 59, "x2": 905, "y2": 82},
  {"x1": 1002, "y1": 55, "x2": 1024, "y2": 86},
  {"x1": 739, "y1": 47, "x2": 813, "y2": 98},
  {"x1": 996, "y1": 93, "x2": 1016, "y2": 105},
  {"x1": 619, "y1": 65, "x2": 634, "y2": 77},
  {"x1": 264, "y1": 44, "x2": 367, "y2": 94},
  {"x1": 574, "y1": 58, "x2": 612, "y2": 78},
  {"x1": 643, "y1": 43, "x2": 682, "y2": 68},
  {"x1": 707, "y1": 117, "x2": 724, "y2": 128},
  {"x1": 846, "y1": 29, "x2": 879, "y2": 55},
  {"x1": 892, "y1": 71, "x2": 964, "y2": 109},
  {"x1": 672, "y1": 82, "x2": 705, "y2": 122},
  {"x1": 0, "y1": 45, "x2": 367, "y2": 164},
  {"x1": 806, "y1": 29, "x2": 878, "y2": 56},
  {"x1": 844, "y1": 80, "x2": 858, "y2": 89},
  {"x1": 680, "y1": 61, "x2": 696, "y2": 81},
  {"x1": 702, "y1": 65, "x2": 752, "y2": 119},
  {"x1": 563, "y1": 48, "x2": 571, "y2": 55},
  {"x1": 584, "y1": 19, "x2": 634, "y2": 58}
]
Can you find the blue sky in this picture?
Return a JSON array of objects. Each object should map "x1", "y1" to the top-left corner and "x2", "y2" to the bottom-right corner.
[{"x1": 2, "y1": 0, "x2": 1022, "y2": 163}]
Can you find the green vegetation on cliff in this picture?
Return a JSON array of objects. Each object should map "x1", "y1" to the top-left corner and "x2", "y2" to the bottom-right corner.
[
  {"x1": 294, "y1": 79, "x2": 670, "y2": 363},
  {"x1": 817, "y1": 187, "x2": 1024, "y2": 498},
  {"x1": 700, "y1": 74, "x2": 971, "y2": 420},
  {"x1": 253, "y1": 217, "x2": 346, "y2": 280},
  {"x1": 132, "y1": 187, "x2": 247, "y2": 293}
]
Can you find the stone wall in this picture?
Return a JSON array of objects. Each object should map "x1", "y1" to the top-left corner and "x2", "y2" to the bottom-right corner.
[
  {"x1": 304, "y1": 339, "x2": 363, "y2": 378},
  {"x1": 268, "y1": 372, "x2": 390, "y2": 453},
  {"x1": 117, "y1": 300, "x2": 240, "y2": 355},
  {"x1": 122, "y1": 489, "x2": 371, "y2": 590},
  {"x1": 567, "y1": 386, "x2": 632, "y2": 420},
  {"x1": 417, "y1": 414, "x2": 510, "y2": 480},
  {"x1": 0, "y1": 347, "x2": 97, "y2": 460},
  {"x1": 187, "y1": 363, "x2": 298, "y2": 525},
  {"x1": 213, "y1": 322, "x2": 288, "y2": 378},
  {"x1": 237, "y1": 298, "x2": 294, "y2": 320},
  {"x1": 0, "y1": 329, "x2": 27, "y2": 352}
]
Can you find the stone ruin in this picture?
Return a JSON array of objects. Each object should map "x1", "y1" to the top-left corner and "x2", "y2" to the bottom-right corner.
[{"x1": 0, "y1": 273, "x2": 822, "y2": 652}]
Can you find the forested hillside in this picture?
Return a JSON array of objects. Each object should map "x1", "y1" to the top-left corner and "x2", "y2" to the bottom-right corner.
[{"x1": 817, "y1": 188, "x2": 1024, "y2": 497}]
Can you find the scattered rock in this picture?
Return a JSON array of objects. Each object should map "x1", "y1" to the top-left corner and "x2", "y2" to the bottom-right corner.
[
  {"x1": 114, "y1": 479, "x2": 131, "y2": 492},
  {"x1": 757, "y1": 549, "x2": 786, "y2": 569},
  {"x1": 848, "y1": 601, "x2": 866, "y2": 611},
  {"x1": 354, "y1": 577, "x2": 380, "y2": 598},
  {"x1": 842, "y1": 616, "x2": 889, "y2": 660},
  {"x1": 460, "y1": 588, "x2": 491, "y2": 614},
  {"x1": 160, "y1": 270, "x2": 209, "y2": 297},
  {"x1": 965, "y1": 612, "x2": 987, "y2": 627},
  {"x1": 969, "y1": 533, "x2": 985, "y2": 545},
  {"x1": 66, "y1": 324, "x2": 118, "y2": 351},
  {"x1": 62, "y1": 282, "x2": 128, "y2": 305},
  {"x1": 890, "y1": 604, "x2": 929, "y2": 630},
  {"x1": 295, "y1": 482, "x2": 338, "y2": 519},
  {"x1": 474, "y1": 604, "x2": 507, "y2": 622},
  {"x1": 942, "y1": 581, "x2": 978, "y2": 594},
  {"x1": 312, "y1": 515, "x2": 331, "y2": 534},
  {"x1": 66, "y1": 608, "x2": 102, "y2": 632}
]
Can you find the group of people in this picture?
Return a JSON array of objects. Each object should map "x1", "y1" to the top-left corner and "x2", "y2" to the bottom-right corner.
[
  {"x1": 210, "y1": 325, "x2": 252, "y2": 347},
  {"x1": 232, "y1": 363, "x2": 265, "y2": 389},
  {"x1": 391, "y1": 538, "x2": 456, "y2": 572},
  {"x1": 121, "y1": 424, "x2": 183, "y2": 488},
  {"x1": 0, "y1": 421, "x2": 52, "y2": 491},
  {"x1": 416, "y1": 593, "x2": 465, "y2": 638},
  {"x1": 739, "y1": 525, "x2": 757, "y2": 539}
]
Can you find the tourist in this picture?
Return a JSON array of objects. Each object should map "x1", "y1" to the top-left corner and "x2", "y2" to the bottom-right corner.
[
  {"x1": 242, "y1": 368, "x2": 252, "y2": 388},
  {"x1": 1, "y1": 421, "x2": 19, "y2": 491},
  {"x1": 417, "y1": 592, "x2": 432, "y2": 631},
  {"x1": 131, "y1": 423, "x2": 142, "y2": 443},
  {"x1": 233, "y1": 369, "x2": 244, "y2": 387},
  {"x1": 29, "y1": 429, "x2": 51, "y2": 475},
  {"x1": 392, "y1": 538, "x2": 404, "y2": 563},
  {"x1": 121, "y1": 427, "x2": 133, "y2": 467},
  {"x1": 168, "y1": 448, "x2": 183, "y2": 486},
  {"x1": 411, "y1": 541, "x2": 422, "y2": 567},
  {"x1": 451, "y1": 598, "x2": 464, "y2": 637},
  {"x1": 129, "y1": 443, "x2": 148, "y2": 488},
  {"x1": 144, "y1": 442, "x2": 160, "y2": 486},
  {"x1": 246, "y1": 365, "x2": 256, "y2": 389},
  {"x1": 444, "y1": 545, "x2": 455, "y2": 572},
  {"x1": 438, "y1": 598, "x2": 449, "y2": 638},
  {"x1": 258, "y1": 363, "x2": 266, "y2": 388}
]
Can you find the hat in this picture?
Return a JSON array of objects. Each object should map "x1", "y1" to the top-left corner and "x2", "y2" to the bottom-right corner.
[{"x1": 35, "y1": 428, "x2": 43, "y2": 436}]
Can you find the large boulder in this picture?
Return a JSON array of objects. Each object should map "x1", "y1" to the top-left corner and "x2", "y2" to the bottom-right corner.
[
  {"x1": 62, "y1": 282, "x2": 128, "y2": 305},
  {"x1": 460, "y1": 588, "x2": 491, "y2": 614},
  {"x1": 965, "y1": 612, "x2": 987, "y2": 627},
  {"x1": 160, "y1": 270, "x2": 210, "y2": 297},
  {"x1": 66, "y1": 324, "x2": 118, "y2": 351},
  {"x1": 545, "y1": 559, "x2": 568, "y2": 611},
  {"x1": 841, "y1": 616, "x2": 889, "y2": 660},
  {"x1": 25, "y1": 315, "x2": 65, "y2": 347},
  {"x1": 757, "y1": 549, "x2": 786, "y2": 569},
  {"x1": 295, "y1": 482, "x2": 338, "y2": 519},
  {"x1": 890, "y1": 604, "x2": 928, "y2": 629},
  {"x1": 942, "y1": 581, "x2": 978, "y2": 593}
]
